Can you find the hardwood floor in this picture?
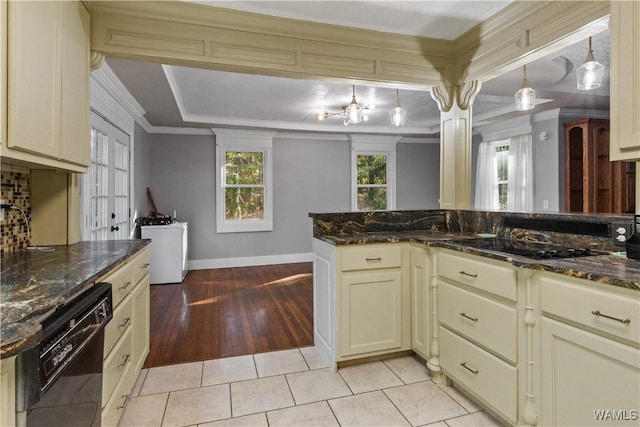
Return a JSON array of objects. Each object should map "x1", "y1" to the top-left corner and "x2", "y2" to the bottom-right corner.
[{"x1": 143, "y1": 263, "x2": 314, "y2": 368}]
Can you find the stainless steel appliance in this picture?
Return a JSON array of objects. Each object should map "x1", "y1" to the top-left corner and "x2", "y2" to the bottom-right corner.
[{"x1": 16, "y1": 282, "x2": 113, "y2": 427}]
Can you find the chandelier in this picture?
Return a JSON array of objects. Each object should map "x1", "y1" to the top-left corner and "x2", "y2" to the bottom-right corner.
[
  {"x1": 318, "y1": 85, "x2": 370, "y2": 126},
  {"x1": 390, "y1": 89, "x2": 406, "y2": 126}
]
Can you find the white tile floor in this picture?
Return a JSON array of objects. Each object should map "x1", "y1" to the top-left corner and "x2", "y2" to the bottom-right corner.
[{"x1": 118, "y1": 347, "x2": 504, "y2": 427}]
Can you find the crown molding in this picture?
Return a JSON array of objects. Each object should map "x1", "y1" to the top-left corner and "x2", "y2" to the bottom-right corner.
[
  {"x1": 91, "y1": 63, "x2": 152, "y2": 132},
  {"x1": 148, "y1": 126, "x2": 214, "y2": 135}
]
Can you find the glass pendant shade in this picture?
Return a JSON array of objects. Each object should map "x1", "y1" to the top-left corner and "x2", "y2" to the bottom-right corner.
[
  {"x1": 577, "y1": 37, "x2": 604, "y2": 90},
  {"x1": 390, "y1": 89, "x2": 406, "y2": 126},
  {"x1": 515, "y1": 65, "x2": 536, "y2": 111},
  {"x1": 344, "y1": 86, "x2": 362, "y2": 125}
]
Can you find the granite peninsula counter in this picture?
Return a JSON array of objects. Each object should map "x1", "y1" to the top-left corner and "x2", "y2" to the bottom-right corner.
[
  {"x1": 0, "y1": 240, "x2": 150, "y2": 358},
  {"x1": 310, "y1": 209, "x2": 640, "y2": 291}
]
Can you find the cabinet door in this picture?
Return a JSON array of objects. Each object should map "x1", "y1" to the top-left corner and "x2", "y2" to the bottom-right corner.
[
  {"x1": 7, "y1": 1, "x2": 58, "y2": 158},
  {"x1": 132, "y1": 275, "x2": 150, "y2": 373},
  {"x1": 59, "y1": 1, "x2": 89, "y2": 166},
  {"x1": 610, "y1": 1, "x2": 640, "y2": 161},
  {"x1": 541, "y1": 317, "x2": 640, "y2": 426},
  {"x1": 410, "y1": 245, "x2": 430, "y2": 359},
  {"x1": 339, "y1": 270, "x2": 403, "y2": 357}
]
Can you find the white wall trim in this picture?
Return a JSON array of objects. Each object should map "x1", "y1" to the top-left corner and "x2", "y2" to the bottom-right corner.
[
  {"x1": 558, "y1": 108, "x2": 610, "y2": 119},
  {"x1": 476, "y1": 114, "x2": 533, "y2": 141},
  {"x1": 189, "y1": 252, "x2": 313, "y2": 270}
]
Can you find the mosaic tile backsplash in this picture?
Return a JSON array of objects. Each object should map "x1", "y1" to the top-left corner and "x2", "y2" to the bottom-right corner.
[{"x1": 1, "y1": 165, "x2": 31, "y2": 254}]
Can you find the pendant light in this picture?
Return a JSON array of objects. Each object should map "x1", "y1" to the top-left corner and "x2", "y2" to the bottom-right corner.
[
  {"x1": 343, "y1": 85, "x2": 363, "y2": 125},
  {"x1": 390, "y1": 89, "x2": 406, "y2": 126},
  {"x1": 515, "y1": 65, "x2": 536, "y2": 111},
  {"x1": 576, "y1": 37, "x2": 604, "y2": 90}
]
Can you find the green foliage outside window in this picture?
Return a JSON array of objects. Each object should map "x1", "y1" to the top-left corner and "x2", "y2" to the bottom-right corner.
[
  {"x1": 496, "y1": 144, "x2": 509, "y2": 210},
  {"x1": 225, "y1": 151, "x2": 265, "y2": 220},
  {"x1": 356, "y1": 154, "x2": 387, "y2": 211}
]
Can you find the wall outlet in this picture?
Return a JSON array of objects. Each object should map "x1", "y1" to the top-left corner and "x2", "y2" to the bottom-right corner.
[
  {"x1": 612, "y1": 222, "x2": 632, "y2": 247},
  {"x1": 543, "y1": 200, "x2": 549, "y2": 210}
]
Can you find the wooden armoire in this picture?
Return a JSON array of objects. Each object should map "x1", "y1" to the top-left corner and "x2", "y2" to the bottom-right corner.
[{"x1": 564, "y1": 118, "x2": 636, "y2": 213}]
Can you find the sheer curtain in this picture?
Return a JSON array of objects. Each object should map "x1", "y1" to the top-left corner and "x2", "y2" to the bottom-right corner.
[
  {"x1": 507, "y1": 134, "x2": 533, "y2": 212},
  {"x1": 474, "y1": 140, "x2": 499, "y2": 209}
]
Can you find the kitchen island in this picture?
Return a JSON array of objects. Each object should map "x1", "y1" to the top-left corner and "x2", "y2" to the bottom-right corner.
[{"x1": 311, "y1": 209, "x2": 639, "y2": 426}]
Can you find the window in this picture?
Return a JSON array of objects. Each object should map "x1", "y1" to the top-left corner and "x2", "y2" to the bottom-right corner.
[
  {"x1": 474, "y1": 134, "x2": 533, "y2": 212},
  {"x1": 216, "y1": 130, "x2": 274, "y2": 233},
  {"x1": 496, "y1": 142, "x2": 510, "y2": 210},
  {"x1": 351, "y1": 138, "x2": 397, "y2": 211}
]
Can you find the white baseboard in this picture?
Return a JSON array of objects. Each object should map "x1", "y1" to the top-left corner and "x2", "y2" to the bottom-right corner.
[{"x1": 188, "y1": 252, "x2": 313, "y2": 270}]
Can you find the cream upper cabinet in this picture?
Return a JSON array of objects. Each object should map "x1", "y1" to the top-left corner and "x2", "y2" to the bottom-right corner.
[
  {"x1": 539, "y1": 272, "x2": 640, "y2": 426},
  {"x1": 610, "y1": 1, "x2": 640, "y2": 161},
  {"x1": 4, "y1": 0, "x2": 89, "y2": 171}
]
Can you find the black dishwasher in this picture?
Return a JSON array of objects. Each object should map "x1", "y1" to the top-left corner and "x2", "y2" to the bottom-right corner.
[{"x1": 16, "y1": 282, "x2": 113, "y2": 427}]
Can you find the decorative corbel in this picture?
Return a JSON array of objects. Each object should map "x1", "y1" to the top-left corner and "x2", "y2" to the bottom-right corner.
[
  {"x1": 430, "y1": 84, "x2": 454, "y2": 113},
  {"x1": 456, "y1": 80, "x2": 482, "y2": 110},
  {"x1": 90, "y1": 50, "x2": 106, "y2": 71}
]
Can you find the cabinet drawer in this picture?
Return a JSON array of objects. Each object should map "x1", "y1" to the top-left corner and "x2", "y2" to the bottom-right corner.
[
  {"x1": 102, "y1": 327, "x2": 133, "y2": 404},
  {"x1": 104, "y1": 294, "x2": 132, "y2": 359},
  {"x1": 438, "y1": 251, "x2": 517, "y2": 301},
  {"x1": 439, "y1": 282, "x2": 517, "y2": 363},
  {"x1": 341, "y1": 245, "x2": 402, "y2": 272},
  {"x1": 101, "y1": 262, "x2": 134, "y2": 308},
  {"x1": 102, "y1": 389, "x2": 128, "y2": 427},
  {"x1": 541, "y1": 275, "x2": 640, "y2": 345},
  {"x1": 440, "y1": 326, "x2": 518, "y2": 423},
  {"x1": 131, "y1": 249, "x2": 151, "y2": 285}
]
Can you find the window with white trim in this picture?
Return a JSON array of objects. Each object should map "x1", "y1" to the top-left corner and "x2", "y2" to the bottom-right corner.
[
  {"x1": 351, "y1": 138, "x2": 397, "y2": 211},
  {"x1": 215, "y1": 130, "x2": 274, "y2": 233}
]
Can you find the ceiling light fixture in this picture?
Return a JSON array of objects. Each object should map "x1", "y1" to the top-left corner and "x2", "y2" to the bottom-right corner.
[
  {"x1": 390, "y1": 89, "x2": 406, "y2": 126},
  {"x1": 515, "y1": 65, "x2": 536, "y2": 111},
  {"x1": 576, "y1": 36, "x2": 604, "y2": 90},
  {"x1": 317, "y1": 85, "x2": 370, "y2": 126}
]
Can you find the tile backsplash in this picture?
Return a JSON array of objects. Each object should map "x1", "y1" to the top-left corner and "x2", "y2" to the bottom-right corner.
[{"x1": 1, "y1": 164, "x2": 31, "y2": 254}]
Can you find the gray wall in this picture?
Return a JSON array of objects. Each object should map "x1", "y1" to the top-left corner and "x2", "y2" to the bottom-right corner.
[
  {"x1": 532, "y1": 117, "x2": 563, "y2": 212},
  {"x1": 146, "y1": 133, "x2": 440, "y2": 262},
  {"x1": 396, "y1": 143, "x2": 440, "y2": 209},
  {"x1": 133, "y1": 122, "x2": 151, "y2": 222}
]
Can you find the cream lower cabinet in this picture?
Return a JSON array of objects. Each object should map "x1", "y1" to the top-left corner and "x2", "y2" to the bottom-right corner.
[
  {"x1": 100, "y1": 248, "x2": 151, "y2": 427},
  {"x1": 409, "y1": 244, "x2": 430, "y2": 361},
  {"x1": 313, "y1": 239, "x2": 410, "y2": 370},
  {"x1": 436, "y1": 249, "x2": 520, "y2": 425},
  {"x1": 0, "y1": 356, "x2": 16, "y2": 427},
  {"x1": 539, "y1": 272, "x2": 640, "y2": 427}
]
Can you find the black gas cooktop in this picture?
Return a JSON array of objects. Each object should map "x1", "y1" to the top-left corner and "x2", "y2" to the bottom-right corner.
[{"x1": 451, "y1": 238, "x2": 602, "y2": 260}]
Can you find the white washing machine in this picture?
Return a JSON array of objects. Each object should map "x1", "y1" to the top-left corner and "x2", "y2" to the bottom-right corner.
[{"x1": 141, "y1": 222, "x2": 188, "y2": 284}]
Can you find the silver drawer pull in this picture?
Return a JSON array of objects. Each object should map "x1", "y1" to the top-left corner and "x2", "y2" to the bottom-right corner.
[
  {"x1": 366, "y1": 257, "x2": 382, "y2": 262},
  {"x1": 460, "y1": 312, "x2": 478, "y2": 322},
  {"x1": 118, "y1": 317, "x2": 131, "y2": 329},
  {"x1": 591, "y1": 310, "x2": 631, "y2": 325},
  {"x1": 117, "y1": 353, "x2": 131, "y2": 368},
  {"x1": 459, "y1": 271, "x2": 478, "y2": 278},
  {"x1": 460, "y1": 362, "x2": 479, "y2": 375},
  {"x1": 116, "y1": 394, "x2": 130, "y2": 410},
  {"x1": 119, "y1": 281, "x2": 132, "y2": 291},
  {"x1": 141, "y1": 263, "x2": 150, "y2": 268}
]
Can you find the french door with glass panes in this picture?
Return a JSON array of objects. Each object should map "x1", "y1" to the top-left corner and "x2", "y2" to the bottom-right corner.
[{"x1": 83, "y1": 111, "x2": 130, "y2": 240}]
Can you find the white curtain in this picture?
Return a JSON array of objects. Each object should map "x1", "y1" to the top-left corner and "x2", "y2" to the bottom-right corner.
[
  {"x1": 507, "y1": 134, "x2": 534, "y2": 212},
  {"x1": 474, "y1": 140, "x2": 499, "y2": 210}
]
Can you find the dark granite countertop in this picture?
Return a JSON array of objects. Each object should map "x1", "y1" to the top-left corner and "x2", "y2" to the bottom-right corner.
[
  {"x1": 314, "y1": 231, "x2": 640, "y2": 292},
  {"x1": 0, "y1": 240, "x2": 150, "y2": 358}
]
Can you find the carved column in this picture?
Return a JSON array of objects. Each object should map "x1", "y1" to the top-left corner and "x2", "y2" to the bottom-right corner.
[
  {"x1": 426, "y1": 249, "x2": 444, "y2": 383},
  {"x1": 523, "y1": 271, "x2": 538, "y2": 426},
  {"x1": 430, "y1": 80, "x2": 481, "y2": 210}
]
